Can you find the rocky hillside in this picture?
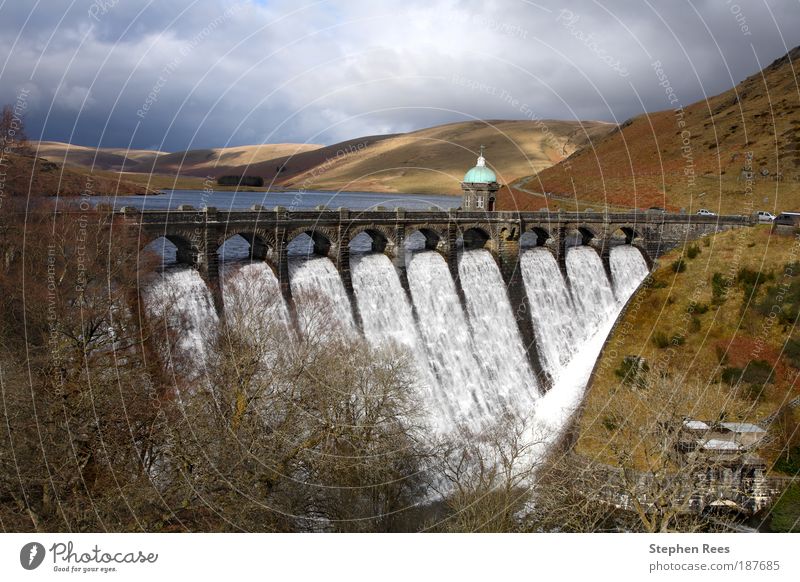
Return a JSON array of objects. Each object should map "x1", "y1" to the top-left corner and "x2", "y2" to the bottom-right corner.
[{"x1": 502, "y1": 46, "x2": 800, "y2": 214}]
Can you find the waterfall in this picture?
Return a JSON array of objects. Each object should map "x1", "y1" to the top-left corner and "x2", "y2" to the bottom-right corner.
[
  {"x1": 611, "y1": 245, "x2": 650, "y2": 303},
  {"x1": 222, "y1": 262, "x2": 291, "y2": 341},
  {"x1": 406, "y1": 251, "x2": 489, "y2": 430},
  {"x1": 350, "y1": 252, "x2": 435, "y2": 394},
  {"x1": 458, "y1": 249, "x2": 540, "y2": 409},
  {"x1": 520, "y1": 248, "x2": 582, "y2": 381},
  {"x1": 289, "y1": 256, "x2": 356, "y2": 339},
  {"x1": 143, "y1": 266, "x2": 218, "y2": 370},
  {"x1": 566, "y1": 246, "x2": 618, "y2": 339}
]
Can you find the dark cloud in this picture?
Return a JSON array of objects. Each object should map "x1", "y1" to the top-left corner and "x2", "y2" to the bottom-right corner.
[{"x1": 0, "y1": 0, "x2": 798, "y2": 150}]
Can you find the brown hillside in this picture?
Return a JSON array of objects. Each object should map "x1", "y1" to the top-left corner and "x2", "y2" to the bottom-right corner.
[
  {"x1": 504, "y1": 46, "x2": 800, "y2": 214},
  {"x1": 1, "y1": 153, "x2": 151, "y2": 197},
  {"x1": 32, "y1": 141, "x2": 167, "y2": 172},
  {"x1": 270, "y1": 120, "x2": 613, "y2": 195}
]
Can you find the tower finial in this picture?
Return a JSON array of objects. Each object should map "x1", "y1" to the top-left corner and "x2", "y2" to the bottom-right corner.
[{"x1": 477, "y1": 144, "x2": 486, "y2": 167}]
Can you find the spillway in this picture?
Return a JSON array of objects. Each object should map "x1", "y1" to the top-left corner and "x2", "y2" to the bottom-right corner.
[
  {"x1": 289, "y1": 256, "x2": 356, "y2": 339},
  {"x1": 458, "y1": 249, "x2": 539, "y2": 411},
  {"x1": 610, "y1": 245, "x2": 650, "y2": 303},
  {"x1": 222, "y1": 262, "x2": 291, "y2": 342},
  {"x1": 143, "y1": 266, "x2": 218, "y2": 371},
  {"x1": 565, "y1": 246, "x2": 618, "y2": 339},
  {"x1": 520, "y1": 248, "x2": 582, "y2": 381},
  {"x1": 406, "y1": 251, "x2": 490, "y2": 430}
]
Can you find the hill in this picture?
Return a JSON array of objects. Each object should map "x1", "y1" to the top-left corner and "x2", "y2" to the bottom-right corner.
[
  {"x1": 578, "y1": 225, "x2": 800, "y2": 474},
  {"x1": 268, "y1": 120, "x2": 613, "y2": 195},
  {"x1": 1, "y1": 152, "x2": 151, "y2": 197},
  {"x1": 501, "y1": 46, "x2": 800, "y2": 213},
  {"x1": 38, "y1": 119, "x2": 613, "y2": 196}
]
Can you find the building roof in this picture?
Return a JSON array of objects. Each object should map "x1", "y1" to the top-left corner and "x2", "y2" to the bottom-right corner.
[
  {"x1": 701, "y1": 439, "x2": 742, "y2": 451},
  {"x1": 464, "y1": 145, "x2": 497, "y2": 183},
  {"x1": 684, "y1": 419, "x2": 710, "y2": 430},
  {"x1": 720, "y1": 422, "x2": 766, "y2": 433}
]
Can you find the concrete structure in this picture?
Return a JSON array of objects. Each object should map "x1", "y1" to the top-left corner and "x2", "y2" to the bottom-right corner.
[{"x1": 120, "y1": 205, "x2": 754, "y2": 388}]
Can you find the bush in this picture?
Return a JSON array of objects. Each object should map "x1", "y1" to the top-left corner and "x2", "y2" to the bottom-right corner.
[
  {"x1": 711, "y1": 272, "x2": 730, "y2": 304},
  {"x1": 614, "y1": 356, "x2": 649, "y2": 388},
  {"x1": 686, "y1": 244, "x2": 700, "y2": 259},
  {"x1": 671, "y1": 259, "x2": 686, "y2": 273},
  {"x1": 652, "y1": 331, "x2": 670, "y2": 348},
  {"x1": 689, "y1": 316, "x2": 701, "y2": 333},
  {"x1": 722, "y1": 360, "x2": 774, "y2": 386},
  {"x1": 785, "y1": 338, "x2": 800, "y2": 369}
]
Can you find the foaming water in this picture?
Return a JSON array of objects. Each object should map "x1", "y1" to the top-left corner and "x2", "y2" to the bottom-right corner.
[
  {"x1": 611, "y1": 245, "x2": 650, "y2": 303},
  {"x1": 289, "y1": 256, "x2": 356, "y2": 339}
]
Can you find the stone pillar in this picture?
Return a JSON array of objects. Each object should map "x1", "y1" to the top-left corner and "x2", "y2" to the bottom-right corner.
[
  {"x1": 446, "y1": 221, "x2": 466, "y2": 305},
  {"x1": 497, "y1": 225, "x2": 551, "y2": 390},
  {"x1": 556, "y1": 225, "x2": 569, "y2": 280},
  {"x1": 393, "y1": 222, "x2": 415, "y2": 306},
  {"x1": 337, "y1": 225, "x2": 363, "y2": 330},
  {"x1": 590, "y1": 236, "x2": 614, "y2": 283},
  {"x1": 275, "y1": 226, "x2": 292, "y2": 307},
  {"x1": 199, "y1": 212, "x2": 223, "y2": 316}
]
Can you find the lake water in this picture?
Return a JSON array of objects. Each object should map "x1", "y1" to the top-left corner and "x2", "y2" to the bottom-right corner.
[{"x1": 94, "y1": 189, "x2": 459, "y2": 211}]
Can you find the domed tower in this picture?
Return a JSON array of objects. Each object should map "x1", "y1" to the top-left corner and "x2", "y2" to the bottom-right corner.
[{"x1": 461, "y1": 145, "x2": 499, "y2": 211}]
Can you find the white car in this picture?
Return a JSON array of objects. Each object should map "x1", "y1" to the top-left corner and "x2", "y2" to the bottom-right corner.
[
  {"x1": 696, "y1": 209, "x2": 716, "y2": 216},
  {"x1": 756, "y1": 211, "x2": 776, "y2": 222}
]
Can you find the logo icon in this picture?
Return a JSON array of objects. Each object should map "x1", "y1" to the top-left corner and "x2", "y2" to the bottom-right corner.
[{"x1": 20, "y1": 542, "x2": 46, "y2": 570}]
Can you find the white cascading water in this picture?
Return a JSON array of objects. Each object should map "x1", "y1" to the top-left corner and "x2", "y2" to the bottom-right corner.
[
  {"x1": 143, "y1": 266, "x2": 219, "y2": 370},
  {"x1": 458, "y1": 249, "x2": 539, "y2": 411},
  {"x1": 222, "y1": 263, "x2": 291, "y2": 341},
  {"x1": 289, "y1": 256, "x2": 356, "y2": 339},
  {"x1": 406, "y1": 251, "x2": 490, "y2": 430},
  {"x1": 610, "y1": 245, "x2": 649, "y2": 303},
  {"x1": 565, "y1": 246, "x2": 618, "y2": 339},
  {"x1": 350, "y1": 253, "x2": 436, "y2": 396},
  {"x1": 520, "y1": 248, "x2": 582, "y2": 381},
  {"x1": 525, "y1": 244, "x2": 649, "y2": 458}
]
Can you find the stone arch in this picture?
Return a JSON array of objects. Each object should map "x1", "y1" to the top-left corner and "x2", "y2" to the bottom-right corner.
[
  {"x1": 563, "y1": 225, "x2": 597, "y2": 247},
  {"x1": 217, "y1": 231, "x2": 277, "y2": 263},
  {"x1": 347, "y1": 226, "x2": 394, "y2": 255},
  {"x1": 139, "y1": 232, "x2": 197, "y2": 266},
  {"x1": 404, "y1": 227, "x2": 445, "y2": 251},
  {"x1": 287, "y1": 228, "x2": 335, "y2": 257},
  {"x1": 610, "y1": 225, "x2": 642, "y2": 245},
  {"x1": 520, "y1": 226, "x2": 551, "y2": 248},
  {"x1": 460, "y1": 226, "x2": 492, "y2": 250}
]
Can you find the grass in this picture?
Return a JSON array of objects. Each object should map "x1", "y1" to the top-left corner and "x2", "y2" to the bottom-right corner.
[
  {"x1": 577, "y1": 225, "x2": 800, "y2": 467},
  {"x1": 766, "y1": 484, "x2": 800, "y2": 532}
]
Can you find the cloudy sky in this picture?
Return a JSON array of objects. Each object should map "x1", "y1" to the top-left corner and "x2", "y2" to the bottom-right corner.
[{"x1": 1, "y1": 0, "x2": 799, "y2": 151}]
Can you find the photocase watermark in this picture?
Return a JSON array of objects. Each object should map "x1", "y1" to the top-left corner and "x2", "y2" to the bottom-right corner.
[
  {"x1": 136, "y1": 3, "x2": 243, "y2": 119},
  {"x1": 87, "y1": 0, "x2": 119, "y2": 22},
  {"x1": 652, "y1": 60, "x2": 696, "y2": 191},
  {"x1": 18, "y1": 540, "x2": 159, "y2": 574},
  {"x1": 0, "y1": 87, "x2": 31, "y2": 210},
  {"x1": 288, "y1": 142, "x2": 368, "y2": 212},
  {"x1": 20, "y1": 542, "x2": 46, "y2": 570},
  {"x1": 725, "y1": 0, "x2": 752, "y2": 36},
  {"x1": 557, "y1": 10, "x2": 629, "y2": 77}
]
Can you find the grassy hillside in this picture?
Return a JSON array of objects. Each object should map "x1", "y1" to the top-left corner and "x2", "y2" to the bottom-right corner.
[
  {"x1": 578, "y1": 225, "x2": 800, "y2": 471},
  {"x1": 504, "y1": 46, "x2": 800, "y2": 214},
  {"x1": 1, "y1": 153, "x2": 151, "y2": 197},
  {"x1": 274, "y1": 120, "x2": 613, "y2": 195},
  {"x1": 37, "y1": 119, "x2": 612, "y2": 196}
]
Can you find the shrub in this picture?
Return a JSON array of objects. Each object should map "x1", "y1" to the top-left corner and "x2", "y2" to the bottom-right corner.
[
  {"x1": 711, "y1": 272, "x2": 730, "y2": 304},
  {"x1": 689, "y1": 316, "x2": 701, "y2": 333},
  {"x1": 671, "y1": 259, "x2": 686, "y2": 273},
  {"x1": 652, "y1": 331, "x2": 670, "y2": 348},
  {"x1": 686, "y1": 244, "x2": 700, "y2": 259},
  {"x1": 785, "y1": 338, "x2": 800, "y2": 369},
  {"x1": 722, "y1": 360, "x2": 774, "y2": 386},
  {"x1": 614, "y1": 356, "x2": 649, "y2": 388}
]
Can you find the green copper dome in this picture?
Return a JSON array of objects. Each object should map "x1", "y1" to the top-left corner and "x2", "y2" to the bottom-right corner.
[{"x1": 463, "y1": 145, "x2": 496, "y2": 183}]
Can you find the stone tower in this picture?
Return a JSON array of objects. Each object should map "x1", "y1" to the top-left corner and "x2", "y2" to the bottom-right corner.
[{"x1": 461, "y1": 145, "x2": 499, "y2": 211}]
